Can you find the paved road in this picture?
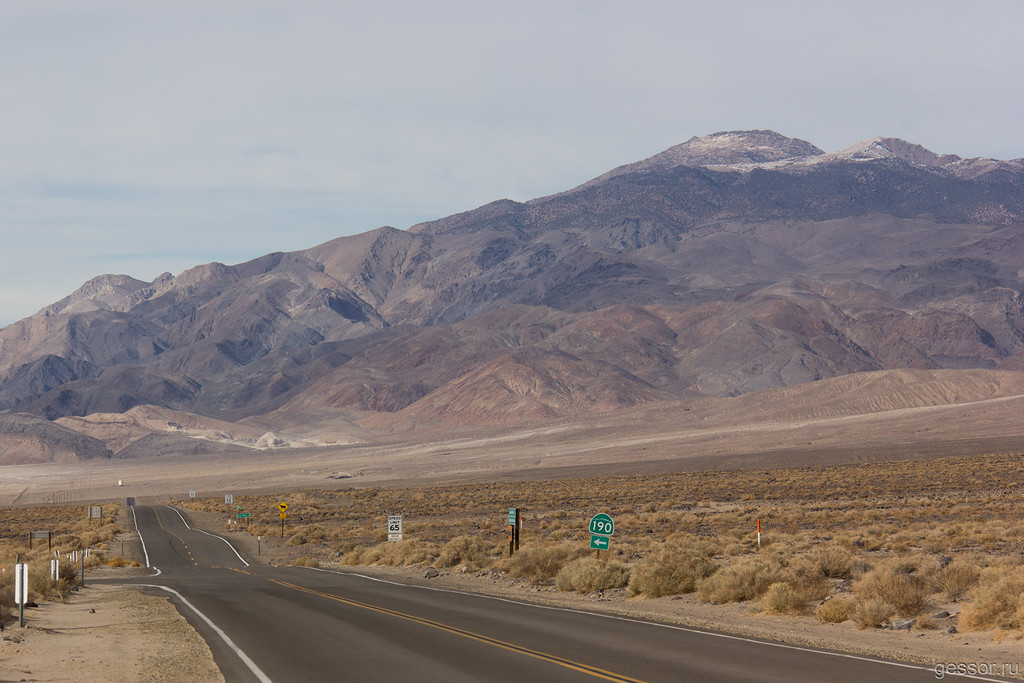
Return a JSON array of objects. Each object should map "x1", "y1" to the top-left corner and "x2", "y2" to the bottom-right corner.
[{"x1": 105, "y1": 505, "x2": 991, "y2": 682}]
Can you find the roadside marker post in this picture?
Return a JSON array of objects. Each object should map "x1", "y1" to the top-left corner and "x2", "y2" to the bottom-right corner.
[
  {"x1": 507, "y1": 508, "x2": 521, "y2": 556},
  {"x1": 278, "y1": 503, "x2": 288, "y2": 537},
  {"x1": 757, "y1": 518, "x2": 762, "y2": 548},
  {"x1": 15, "y1": 563, "x2": 27, "y2": 627}
]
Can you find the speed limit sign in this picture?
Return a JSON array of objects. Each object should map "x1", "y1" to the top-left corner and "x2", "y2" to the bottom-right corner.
[{"x1": 387, "y1": 514, "x2": 403, "y2": 542}]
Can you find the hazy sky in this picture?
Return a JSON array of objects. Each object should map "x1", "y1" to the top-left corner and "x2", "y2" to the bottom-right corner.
[{"x1": 2, "y1": 1, "x2": 1023, "y2": 326}]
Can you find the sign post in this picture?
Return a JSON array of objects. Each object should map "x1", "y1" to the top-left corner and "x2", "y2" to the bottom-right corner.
[
  {"x1": 507, "y1": 508, "x2": 521, "y2": 556},
  {"x1": 278, "y1": 503, "x2": 288, "y2": 537}
]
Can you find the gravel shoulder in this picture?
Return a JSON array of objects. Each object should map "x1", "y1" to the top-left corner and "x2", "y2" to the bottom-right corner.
[{"x1": 0, "y1": 579, "x2": 223, "y2": 683}]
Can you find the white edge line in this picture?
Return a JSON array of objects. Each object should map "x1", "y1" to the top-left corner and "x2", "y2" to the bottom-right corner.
[
  {"x1": 300, "y1": 567, "x2": 1010, "y2": 683},
  {"x1": 138, "y1": 583, "x2": 273, "y2": 683},
  {"x1": 130, "y1": 506, "x2": 151, "y2": 569},
  {"x1": 164, "y1": 505, "x2": 250, "y2": 567}
]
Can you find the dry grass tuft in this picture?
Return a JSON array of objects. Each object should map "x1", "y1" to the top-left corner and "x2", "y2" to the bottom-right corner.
[
  {"x1": 697, "y1": 558, "x2": 781, "y2": 604},
  {"x1": 815, "y1": 597, "x2": 856, "y2": 624},
  {"x1": 499, "y1": 544, "x2": 580, "y2": 584},
  {"x1": 853, "y1": 599, "x2": 895, "y2": 629},
  {"x1": 555, "y1": 558, "x2": 630, "y2": 593},
  {"x1": 627, "y1": 539, "x2": 719, "y2": 598},
  {"x1": 762, "y1": 582, "x2": 808, "y2": 615}
]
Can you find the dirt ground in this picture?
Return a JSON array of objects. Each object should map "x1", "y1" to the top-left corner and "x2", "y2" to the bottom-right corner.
[{"x1": 0, "y1": 577, "x2": 222, "y2": 683}]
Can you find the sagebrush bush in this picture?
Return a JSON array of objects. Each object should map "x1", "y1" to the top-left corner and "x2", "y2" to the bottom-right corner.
[
  {"x1": 500, "y1": 544, "x2": 578, "y2": 584},
  {"x1": 358, "y1": 540, "x2": 438, "y2": 567},
  {"x1": 697, "y1": 558, "x2": 781, "y2": 604},
  {"x1": 853, "y1": 598, "x2": 894, "y2": 629},
  {"x1": 815, "y1": 597, "x2": 856, "y2": 624},
  {"x1": 958, "y1": 565, "x2": 1024, "y2": 631},
  {"x1": 928, "y1": 560, "x2": 980, "y2": 601},
  {"x1": 854, "y1": 562, "x2": 928, "y2": 617},
  {"x1": 627, "y1": 540, "x2": 718, "y2": 598},
  {"x1": 436, "y1": 535, "x2": 491, "y2": 570},
  {"x1": 290, "y1": 555, "x2": 320, "y2": 567},
  {"x1": 555, "y1": 558, "x2": 630, "y2": 593},
  {"x1": 811, "y1": 544, "x2": 853, "y2": 579},
  {"x1": 762, "y1": 582, "x2": 807, "y2": 615}
]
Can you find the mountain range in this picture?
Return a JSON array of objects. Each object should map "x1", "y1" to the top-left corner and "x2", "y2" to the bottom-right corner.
[{"x1": 2, "y1": 129, "x2": 1024, "y2": 463}]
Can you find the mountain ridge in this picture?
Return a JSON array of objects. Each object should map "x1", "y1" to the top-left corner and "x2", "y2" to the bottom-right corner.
[{"x1": 2, "y1": 130, "x2": 1024, "y2": 461}]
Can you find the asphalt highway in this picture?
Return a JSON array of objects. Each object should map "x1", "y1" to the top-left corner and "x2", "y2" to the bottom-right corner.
[{"x1": 103, "y1": 506, "x2": 996, "y2": 682}]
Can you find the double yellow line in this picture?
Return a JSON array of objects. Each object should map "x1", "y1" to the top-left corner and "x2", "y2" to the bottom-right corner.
[{"x1": 268, "y1": 578, "x2": 647, "y2": 682}]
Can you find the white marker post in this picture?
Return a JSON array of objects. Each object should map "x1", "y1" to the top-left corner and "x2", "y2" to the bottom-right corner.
[
  {"x1": 51, "y1": 558, "x2": 59, "y2": 586},
  {"x1": 757, "y1": 518, "x2": 762, "y2": 548},
  {"x1": 15, "y1": 563, "x2": 28, "y2": 627}
]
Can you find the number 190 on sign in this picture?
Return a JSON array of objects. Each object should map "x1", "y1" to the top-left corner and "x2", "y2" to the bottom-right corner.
[{"x1": 589, "y1": 513, "x2": 614, "y2": 536}]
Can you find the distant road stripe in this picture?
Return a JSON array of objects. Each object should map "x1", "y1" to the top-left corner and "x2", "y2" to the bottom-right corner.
[
  {"x1": 164, "y1": 505, "x2": 250, "y2": 566},
  {"x1": 268, "y1": 579, "x2": 646, "y2": 682}
]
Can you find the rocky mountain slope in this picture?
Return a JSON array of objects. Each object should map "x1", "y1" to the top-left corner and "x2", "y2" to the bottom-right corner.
[{"x1": 1, "y1": 130, "x2": 1023, "y2": 461}]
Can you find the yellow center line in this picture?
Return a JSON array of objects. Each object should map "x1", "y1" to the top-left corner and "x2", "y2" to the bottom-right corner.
[{"x1": 267, "y1": 579, "x2": 647, "y2": 683}]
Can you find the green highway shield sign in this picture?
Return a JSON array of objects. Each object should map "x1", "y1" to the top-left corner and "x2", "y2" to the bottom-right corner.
[
  {"x1": 237, "y1": 513, "x2": 251, "y2": 518},
  {"x1": 589, "y1": 513, "x2": 614, "y2": 536},
  {"x1": 590, "y1": 535, "x2": 610, "y2": 550}
]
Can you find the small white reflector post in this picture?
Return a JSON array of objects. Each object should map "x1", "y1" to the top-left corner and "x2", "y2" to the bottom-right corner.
[
  {"x1": 15, "y1": 562, "x2": 28, "y2": 627},
  {"x1": 15, "y1": 563, "x2": 27, "y2": 604}
]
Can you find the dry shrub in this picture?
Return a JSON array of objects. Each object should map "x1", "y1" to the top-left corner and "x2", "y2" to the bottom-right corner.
[
  {"x1": 286, "y1": 533, "x2": 308, "y2": 546},
  {"x1": 816, "y1": 597, "x2": 856, "y2": 624},
  {"x1": 500, "y1": 544, "x2": 578, "y2": 584},
  {"x1": 761, "y1": 582, "x2": 807, "y2": 615},
  {"x1": 697, "y1": 558, "x2": 781, "y2": 604},
  {"x1": 780, "y1": 557, "x2": 831, "y2": 603},
  {"x1": 959, "y1": 565, "x2": 1024, "y2": 631},
  {"x1": 436, "y1": 535, "x2": 491, "y2": 570},
  {"x1": 928, "y1": 560, "x2": 980, "y2": 601},
  {"x1": 53, "y1": 534, "x2": 82, "y2": 550},
  {"x1": 360, "y1": 540, "x2": 438, "y2": 567},
  {"x1": 853, "y1": 599, "x2": 895, "y2": 629},
  {"x1": 556, "y1": 558, "x2": 630, "y2": 593},
  {"x1": 290, "y1": 555, "x2": 320, "y2": 567},
  {"x1": 811, "y1": 544, "x2": 853, "y2": 579},
  {"x1": 105, "y1": 556, "x2": 127, "y2": 568},
  {"x1": 627, "y1": 540, "x2": 719, "y2": 598},
  {"x1": 854, "y1": 562, "x2": 928, "y2": 617}
]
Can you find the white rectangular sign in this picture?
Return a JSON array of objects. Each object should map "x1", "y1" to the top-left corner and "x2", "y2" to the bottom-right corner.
[
  {"x1": 387, "y1": 514, "x2": 403, "y2": 542},
  {"x1": 225, "y1": 494, "x2": 233, "y2": 504}
]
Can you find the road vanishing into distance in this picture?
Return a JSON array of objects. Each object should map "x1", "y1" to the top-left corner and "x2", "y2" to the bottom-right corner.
[{"x1": 105, "y1": 505, "x2": 996, "y2": 682}]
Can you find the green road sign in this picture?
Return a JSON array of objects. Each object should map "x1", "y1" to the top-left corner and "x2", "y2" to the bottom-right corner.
[
  {"x1": 590, "y1": 535, "x2": 610, "y2": 550},
  {"x1": 589, "y1": 513, "x2": 614, "y2": 536},
  {"x1": 237, "y1": 513, "x2": 251, "y2": 518},
  {"x1": 508, "y1": 508, "x2": 517, "y2": 525}
]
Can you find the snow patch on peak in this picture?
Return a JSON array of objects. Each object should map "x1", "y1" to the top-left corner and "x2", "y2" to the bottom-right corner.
[
  {"x1": 653, "y1": 130, "x2": 824, "y2": 168},
  {"x1": 828, "y1": 137, "x2": 962, "y2": 167}
]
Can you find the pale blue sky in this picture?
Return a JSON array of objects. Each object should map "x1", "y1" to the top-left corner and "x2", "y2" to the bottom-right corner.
[{"x1": 2, "y1": 0, "x2": 1023, "y2": 326}]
